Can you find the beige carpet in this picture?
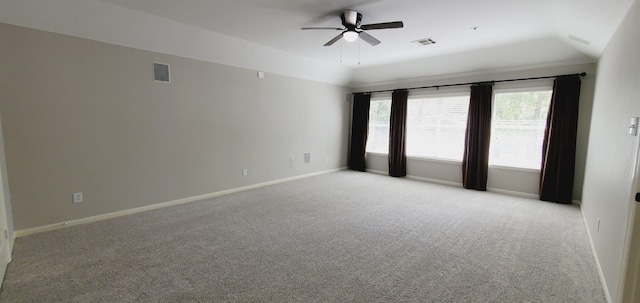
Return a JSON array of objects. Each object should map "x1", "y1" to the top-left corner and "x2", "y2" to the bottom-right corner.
[{"x1": 0, "y1": 171, "x2": 604, "y2": 302}]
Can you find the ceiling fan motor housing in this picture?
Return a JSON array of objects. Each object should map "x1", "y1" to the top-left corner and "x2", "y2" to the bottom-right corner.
[{"x1": 342, "y1": 9, "x2": 363, "y2": 30}]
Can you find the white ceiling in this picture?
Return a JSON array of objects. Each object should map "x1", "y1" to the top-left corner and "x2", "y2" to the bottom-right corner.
[
  {"x1": 1, "y1": 0, "x2": 635, "y2": 85},
  {"x1": 97, "y1": 0, "x2": 632, "y2": 65}
]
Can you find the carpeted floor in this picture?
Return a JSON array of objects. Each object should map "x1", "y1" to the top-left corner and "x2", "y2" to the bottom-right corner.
[{"x1": 0, "y1": 171, "x2": 605, "y2": 302}]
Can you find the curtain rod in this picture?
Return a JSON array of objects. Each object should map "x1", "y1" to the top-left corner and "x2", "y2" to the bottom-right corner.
[{"x1": 354, "y1": 72, "x2": 587, "y2": 95}]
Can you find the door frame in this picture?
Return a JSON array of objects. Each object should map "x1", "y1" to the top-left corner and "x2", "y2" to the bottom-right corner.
[
  {"x1": 620, "y1": 133, "x2": 640, "y2": 302},
  {"x1": 0, "y1": 168, "x2": 9, "y2": 285},
  {"x1": 0, "y1": 114, "x2": 11, "y2": 286}
]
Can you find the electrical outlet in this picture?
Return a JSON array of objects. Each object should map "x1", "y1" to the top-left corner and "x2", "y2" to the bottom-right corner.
[
  {"x1": 325, "y1": 157, "x2": 329, "y2": 163},
  {"x1": 73, "y1": 192, "x2": 83, "y2": 203},
  {"x1": 242, "y1": 169, "x2": 248, "y2": 176}
]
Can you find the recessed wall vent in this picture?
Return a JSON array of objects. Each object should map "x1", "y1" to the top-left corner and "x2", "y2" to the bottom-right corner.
[
  {"x1": 412, "y1": 38, "x2": 437, "y2": 46},
  {"x1": 153, "y1": 63, "x2": 170, "y2": 83}
]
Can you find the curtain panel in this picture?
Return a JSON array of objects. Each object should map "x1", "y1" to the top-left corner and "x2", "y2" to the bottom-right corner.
[
  {"x1": 348, "y1": 93, "x2": 371, "y2": 172},
  {"x1": 462, "y1": 83, "x2": 493, "y2": 191},
  {"x1": 540, "y1": 75, "x2": 582, "y2": 204},
  {"x1": 389, "y1": 90, "x2": 409, "y2": 177}
]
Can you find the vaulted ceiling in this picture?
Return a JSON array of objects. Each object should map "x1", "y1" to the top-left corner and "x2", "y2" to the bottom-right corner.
[{"x1": 0, "y1": 0, "x2": 635, "y2": 86}]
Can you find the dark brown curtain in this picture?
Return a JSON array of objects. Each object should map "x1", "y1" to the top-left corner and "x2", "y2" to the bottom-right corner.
[
  {"x1": 540, "y1": 75, "x2": 582, "y2": 204},
  {"x1": 389, "y1": 89, "x2": 408, "y2": 177},
  {"x1": 462, "y1": 83, "x2": 493, "y2": 190},
  {"x1": 348, "y1": 93, "x2": 371, "y2": 172}
]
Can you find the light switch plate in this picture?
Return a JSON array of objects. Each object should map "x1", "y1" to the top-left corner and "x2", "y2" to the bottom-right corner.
[
  {"x1": 630, "y1": 117, "x2": 639, "y2": 136},
  {"x1": 73, "y1": 192, "x2": 83, "y2": 203}
]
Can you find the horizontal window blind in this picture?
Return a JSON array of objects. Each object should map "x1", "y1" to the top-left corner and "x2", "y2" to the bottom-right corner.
[
  {"x1": 366, "y1": 99, "x2": 392, "y2": 153},
  {"x1": 489, "y1": 89, "x2": 552, "y2": 169},
  {"x1": 406, "y1": 95, "x2": 470, "y2": 160}
]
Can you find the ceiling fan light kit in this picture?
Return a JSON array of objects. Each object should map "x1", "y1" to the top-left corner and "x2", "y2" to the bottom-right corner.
[
  {"x1": 302, "y1": 9, "x2": 404, "y2": 46},
  {"x1": 343, "y1": 31, "x2": 359, "y2": 42}
]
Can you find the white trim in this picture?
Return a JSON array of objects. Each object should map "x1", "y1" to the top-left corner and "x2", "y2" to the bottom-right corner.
[
  {"x1": 406, "y1": 175, "x2": 462, "y2": 188},
  {"x1": 367, "y1": 170, "x2": 463, "y2": 188},
  {"x1": 367, "y1": 169, "x2": 544, "y2": 199},
  {"x1": 486, "y1": 187, "x2": 538, "y2": 199},
  {"x1": 488, "y1": 164, "x2": 541, "y2": 173},
  {"x1": 617, "y1": 133, "x2": 640, "y2": 302},
  {"x1": 407, "y1": 156, "x2": 462, "y2": 165},
  {"x1": 352, "y1": 61, "x2": 594, "y2": 89},
  {"x1": 14, "y1": 168, "x2": 346, "y2": 238},
  {"x1": 408, "y1": 89, "x2": 471, "y2": 99},
  {"x1": 370, "y1": 94, "x2": 392, "y2": 101},
  {"x1": 581, "y1": 206, "x2": 613, "y2": 303},
  {"x1": 493, "y1": 84, "x2": 553, "y2": 93},
  {"x1": 366, "y1": 152, "x2": 388, "y2": 156},
  {"x1": 366, "y1": 169, "x2": 388, "y2": 176}
]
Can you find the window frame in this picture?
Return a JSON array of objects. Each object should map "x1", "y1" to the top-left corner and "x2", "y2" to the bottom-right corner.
[
  {"x1": 362, "y1": 82, "x2": 554, "y2": 171},
  {"x1": 365, "y1": 95, "x2": 392, "y2": 154},
  {"x1": 405, "y1": 91, "x2": 471, "y2": 162},
  {"x1": 488, "y1": 85, "x2": 554, "y2": 171}
]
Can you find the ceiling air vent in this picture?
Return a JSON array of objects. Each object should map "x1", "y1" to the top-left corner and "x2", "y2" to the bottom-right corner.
[{"x1": 413, "y1": 38, "x2": 437, "y2": 46}]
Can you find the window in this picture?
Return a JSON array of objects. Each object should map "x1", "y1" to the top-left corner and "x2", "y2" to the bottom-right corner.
[
  {"x1": 406, "y1": 94, "x2": 470, "y2": 160},
  {"x1": 366, "y1": 99, "x2": 391, "y2": 153},
  {"x1": 489, "y1": 89, "x2": 552, "y2": 169}
]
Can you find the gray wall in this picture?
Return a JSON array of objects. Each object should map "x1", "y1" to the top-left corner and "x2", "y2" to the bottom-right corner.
[
  {"x1": 581, "y1": 0, "x2": 640, "y2": 302},
  {"x1": 0, "y1": 23, "x2": 350, "y2": 230},
  {"x1": 357, "y1": 63, "x2": 596, "y2": 200}
]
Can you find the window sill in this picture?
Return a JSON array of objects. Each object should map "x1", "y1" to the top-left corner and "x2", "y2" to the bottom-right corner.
[
  {"x1": 365, "y1": 152, "x2": 388, "y2": 156},
  {"x1": 488, "y1": 164, "x2": 540, "y2": 173},
  {"x1": 367, "y1": 153, "x2": 540, "y2": 172},
  {"x1": 366, "y1": 153, "x2": 462, "y2": 164},
  {"x1": 407, "y1": 156, "x2": 462, "y2": 165}
]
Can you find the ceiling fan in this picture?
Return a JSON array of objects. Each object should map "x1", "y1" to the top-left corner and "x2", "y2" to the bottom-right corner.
[{"x1": 301, "y1": 9, "x2": 404, "y2": 46}]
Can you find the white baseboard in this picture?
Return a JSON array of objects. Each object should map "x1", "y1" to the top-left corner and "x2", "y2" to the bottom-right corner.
[
  {"x1": 15, "y1": 168, "x2": 346, "y2": 238},
  {"x1": 367, "y1": 169, "x2": 542, "y2": 199},
  {"x1": 406, "y1": 175, "x2": 462, "y2": 188},
  {"x1": 367, "y1": 169, "x2": 461, "y2": 188},
  {"x1": 581, "y1": 207, "x2": 613, "y2": 303},
  {"x1": 486, "y1": 187, "x2": 538, "y2": 199},
  {"x1": 366, "y1": 170, "x2": 462, "y2": 188},
  {"x1": 365, "y1": 169, "x2": 388, "y2": 176}
]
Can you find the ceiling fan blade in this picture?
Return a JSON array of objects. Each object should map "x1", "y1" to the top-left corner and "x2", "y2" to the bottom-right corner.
[
  {"x1": 301, "y1": 27, "x2": 344, "y2": 30},
  {"x1": 324, "y1": 33, "x2": 344, "y2": 46},
  {"x1": 360, "y1": 21, "x2": 404, "y2": 30},
  {"x1": 359, "y1": 31, "x2": 381, "y2": 46}
]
